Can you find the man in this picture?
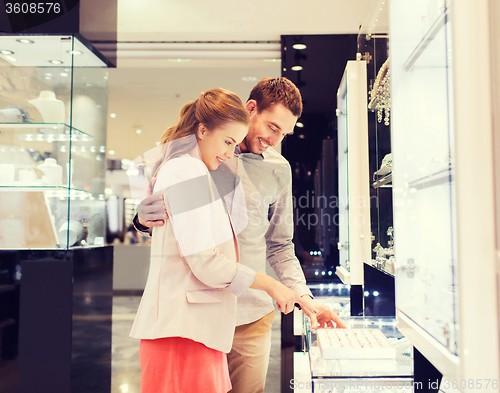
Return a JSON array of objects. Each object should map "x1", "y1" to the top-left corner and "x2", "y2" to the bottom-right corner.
[{"x1": 134, "y1": 77, "x2": 345, "y2": 393}]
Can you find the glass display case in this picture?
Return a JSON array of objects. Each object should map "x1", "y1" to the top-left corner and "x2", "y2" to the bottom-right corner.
[
  {"x1": 389, "y1": 0, "x2": 500, "y2": 384},
  {"x1": 389, "y1": 0, "x2": 460, "y2": 375},
  {"x1": 295, "y1": 312, "x2": 413, "y2": 392},
  {"x1": 0, "y1": 34, "x2": 108, "y2": 249},
  {"x1": 356, "y1": 0, "x2": 395, "y2": 278},
  {"x1": 336, "y1": 59, "x2": 371, "y2": 286}
]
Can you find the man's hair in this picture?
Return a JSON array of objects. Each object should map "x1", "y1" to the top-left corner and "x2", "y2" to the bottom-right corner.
[{"x1": 248, "y1": 77, "x2": 303, "y2": 117}]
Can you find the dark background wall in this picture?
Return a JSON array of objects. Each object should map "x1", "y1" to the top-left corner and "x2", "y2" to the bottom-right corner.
[{"x1": 280, "y1": 34, "x2": 358, "y2": 278}]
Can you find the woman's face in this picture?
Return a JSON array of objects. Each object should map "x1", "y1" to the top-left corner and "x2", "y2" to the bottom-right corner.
[{"x1": 197, "y1": 122, "x2": 248, "y2": 170}]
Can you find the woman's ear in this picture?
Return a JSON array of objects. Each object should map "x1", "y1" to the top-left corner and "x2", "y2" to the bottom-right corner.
[{"x1": 197, "y1": 123, "x2": 206, "y2": 139}]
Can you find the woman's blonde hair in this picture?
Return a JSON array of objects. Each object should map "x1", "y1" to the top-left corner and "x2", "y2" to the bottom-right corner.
[{"x1": 150, "y1": 88, "x2": 249, "y2": 179}]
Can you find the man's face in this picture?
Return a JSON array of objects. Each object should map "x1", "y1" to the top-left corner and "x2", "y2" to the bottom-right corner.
[{"x1": 239, "y1": 101, "x2": 298, "y2": 154}]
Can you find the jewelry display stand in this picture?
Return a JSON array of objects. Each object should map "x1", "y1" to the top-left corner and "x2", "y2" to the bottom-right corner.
[{"x1": 28, "y1": 91, "x2": 65, "y2": 124}]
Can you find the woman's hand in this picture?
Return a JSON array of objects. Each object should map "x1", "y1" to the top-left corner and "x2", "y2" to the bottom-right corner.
[{"x1": 264, "y1": 278, "x2": 302, "y2": 315}]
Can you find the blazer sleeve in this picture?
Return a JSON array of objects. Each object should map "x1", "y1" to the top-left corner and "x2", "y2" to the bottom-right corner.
[{"x1": 154, "y1": 156, "x2": 255, "y2": 296}]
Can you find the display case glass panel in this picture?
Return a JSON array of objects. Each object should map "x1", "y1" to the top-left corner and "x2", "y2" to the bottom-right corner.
[
  {"x1": 0, "y1": 35, "x2": 108, "y2": 249},
  {"x1": 390, "y1": 0, "x2": 459, "y2": 358},
  {"x1": 357, "y1": 1, "x2": 395, "y2": 278}
]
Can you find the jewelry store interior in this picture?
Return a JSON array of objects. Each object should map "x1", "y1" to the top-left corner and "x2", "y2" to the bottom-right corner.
[{"x1": 0, "y1": 1, "x2": 499, "y2": 392}]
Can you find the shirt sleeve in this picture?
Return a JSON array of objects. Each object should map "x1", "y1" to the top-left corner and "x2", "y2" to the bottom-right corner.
[
  {"x1": 155, "y1": 157, "x2": 255, "y2": 294},
  {"x1": 265, "y1": 164, "x2": 312, "y2": 298},
  {"x1": 132, "y1": 213, "x2": 152, "y2": 236}
]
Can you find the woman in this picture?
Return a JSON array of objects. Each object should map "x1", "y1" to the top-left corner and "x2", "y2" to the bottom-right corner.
[{"x1": 130, "y1": 88, "x2": 306, "y2": 393}]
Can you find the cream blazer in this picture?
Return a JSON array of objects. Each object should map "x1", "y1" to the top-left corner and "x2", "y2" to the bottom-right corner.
[{"x1": 130, "y1": 155, "x2": 256, "y2": 353}]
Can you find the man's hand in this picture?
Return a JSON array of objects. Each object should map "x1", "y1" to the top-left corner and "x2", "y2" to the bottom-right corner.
[
  {"x1": 137, "y1": 192, "x2": 167, "y2": 228},
  {"x1": 299, "y1": 295, "x2": 346, "y2": 329},
  {"x1": 136, "y1": 177, "x2": 168, "y2": 228}
]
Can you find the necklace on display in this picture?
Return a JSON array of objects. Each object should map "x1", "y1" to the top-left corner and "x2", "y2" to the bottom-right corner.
[{"x1": 369, "y1": 57, "x2": 391, "y2": 126}]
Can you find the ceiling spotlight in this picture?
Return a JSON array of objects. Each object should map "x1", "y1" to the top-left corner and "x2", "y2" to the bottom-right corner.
[
  {"x1": 136, "y1": 129, "x2": 142, "y2": 134},
  {"x1": 264, "y1": 59, "x2": 280, "y2": 62},
  {"x1": 242, "y1": 76, "x2": 257, "y2": 82},
  {"x1": 16, "y1": 38, "x2": 34, "y2": 44},
  {"x1": 109, "y1": 150, "x2": 115, "y2": 155},
  {"x1": 296, "y1": 122, "x2": 304, "y2": 128},
  {"x1": 293, "y1": 43, "x2": 307, "y2": 50},
  {"x1": 291, "y1": 65, "x2": 303, "y2": 71},
  {"x1": 49, "y1": 60, "x2": 63, "y2": 64},
  {"x1": 110, "y1": 113, "x2": 116, "y2": 118},
  {"x1": 67, "y1": 50, "x2": 83, "y2": 55},
  {"x1": 168, "y1": 58, "x2": 190, "y2": 62},
  {"x1": 60, "y1": 72, "x2": 68, "y2": 77},
  {"x1": 0, "y1": 50, "x2": 14, "y2": 55}
]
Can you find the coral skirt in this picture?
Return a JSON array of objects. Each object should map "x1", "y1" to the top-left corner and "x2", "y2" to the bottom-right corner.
[{"x1": 140, "y1": 337, "x2": 232, "y2": 393}]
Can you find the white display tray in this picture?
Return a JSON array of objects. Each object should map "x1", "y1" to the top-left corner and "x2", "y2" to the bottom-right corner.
[{"x1": 317, "y1": 328, "x2": 396, "y2": 359}]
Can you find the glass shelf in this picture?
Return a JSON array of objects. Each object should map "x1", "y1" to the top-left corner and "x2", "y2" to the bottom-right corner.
[
  {"x1": 0, "y1": 185, "x2": 98, "y2": 199},
  {"x1": 404, "y1": 7, "x2": 449, "y2": 71},
  {"x1": 0, "y1": 122, "x2": 93, "y2": 141},
  {"x1": 365, "y1": 260, "x2": 395, "y2": 278},
  {"x1": 408, "y1": 167, "x2": 452, "y2": 191},
  {"x1": 372, "y1": 173, "x2": 392, "y2": 189}
]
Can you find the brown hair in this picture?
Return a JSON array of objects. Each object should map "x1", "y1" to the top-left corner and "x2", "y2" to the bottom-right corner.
[
  {"x1": 150, "y1": 88, "x2": 249, "y2": 179},
  {"x1": 160, "y1": 88, "x2": 249, "y2": 143},
  {"x1": 247, "y1": 77, "x2": 303, "y2": 117}
]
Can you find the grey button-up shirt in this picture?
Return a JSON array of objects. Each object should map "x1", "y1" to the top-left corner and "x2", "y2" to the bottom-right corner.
[{"x1": 213, "y1": 147, "x2": 312, "y2": 326}]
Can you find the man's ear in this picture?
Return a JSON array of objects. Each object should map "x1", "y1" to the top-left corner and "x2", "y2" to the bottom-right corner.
[{"x1": 246, "y1": 99, "x2": 257, "y2": 115}]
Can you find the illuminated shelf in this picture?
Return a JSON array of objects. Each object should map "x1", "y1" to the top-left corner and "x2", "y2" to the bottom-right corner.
[
  {"x1": 0, "y1": 122, "x2": 93, "y2": 141},
  {"x1": 0, "y1": 185, "x2": 102, "y2": 199}
]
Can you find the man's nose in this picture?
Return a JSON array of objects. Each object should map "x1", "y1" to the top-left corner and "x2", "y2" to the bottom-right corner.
[{"x1": 269, "y1": 133, "x2": 283, "y2": 147}]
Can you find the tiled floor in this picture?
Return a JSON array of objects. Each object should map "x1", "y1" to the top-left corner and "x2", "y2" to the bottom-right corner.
[{"x1": 111, "y1": 296, "x2": 281, "y2": 393}]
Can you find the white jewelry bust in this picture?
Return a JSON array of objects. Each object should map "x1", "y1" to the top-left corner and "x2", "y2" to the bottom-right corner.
[{"x1": 29, "y1": 90, "x2": 65, "y2": 124}]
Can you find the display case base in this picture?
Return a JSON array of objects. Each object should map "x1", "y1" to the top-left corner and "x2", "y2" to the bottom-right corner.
[{"x1": 0, "y1": 247, "x2": 113, "y2": 393}]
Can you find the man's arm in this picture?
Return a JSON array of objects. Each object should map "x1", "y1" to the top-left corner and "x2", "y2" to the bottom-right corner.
[
  {"x1": 265, "y1": 166, "x2": 344, "y2": 329},
  {"x1": 265, "y1": 167, "x2": 311, "y2": 297}
]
